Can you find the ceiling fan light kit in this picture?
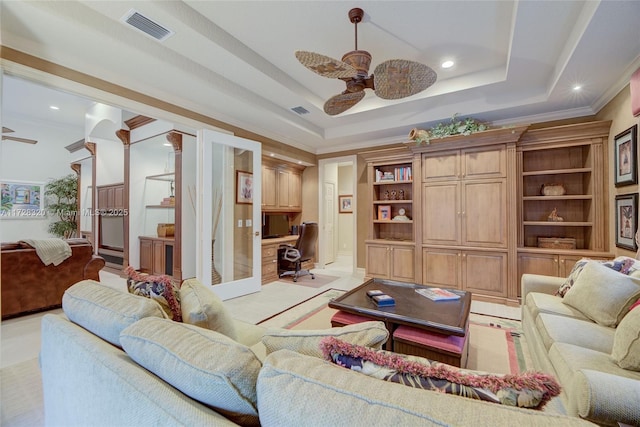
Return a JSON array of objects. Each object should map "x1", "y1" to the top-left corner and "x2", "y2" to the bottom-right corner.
[{"x1": 296, "y1": 7, "x2": 437, "y2": 115}]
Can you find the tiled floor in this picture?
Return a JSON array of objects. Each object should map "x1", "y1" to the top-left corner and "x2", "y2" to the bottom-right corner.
[{"x1": 0, "y1": 254, "x2": 520, "y2": 369}]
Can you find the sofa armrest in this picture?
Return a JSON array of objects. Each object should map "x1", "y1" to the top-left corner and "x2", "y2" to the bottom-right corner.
[
  {"x1": 521, "y1": 274, "x2": 565, "y2": 300},
  {"x1": 573, "y1": 369, "x2": 640, "y2": 426},
  {"x1": 83, "y1": 255, "x2": 105, "y2": 281}
]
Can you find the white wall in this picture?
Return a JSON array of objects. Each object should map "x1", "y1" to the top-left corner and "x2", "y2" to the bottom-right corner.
[
  {"x1": 0, "y1": 115, "x2": 84, "y2": 241},
  {"x1": 338, "y1": 164, "x2": 354, "y2": 254}
]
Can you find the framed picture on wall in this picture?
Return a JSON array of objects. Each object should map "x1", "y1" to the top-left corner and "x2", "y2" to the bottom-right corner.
[
  {"x1": 236, "y1": 170, "x2": 253, "y2": 204},
  {"x1": 615, "y1": 193, "x2": 638, "y2": 251},
  {"x1": 614, "y1": 124, "x2": 637, "y2": 187},
  {"x1": 0, "y1": 180, "x2": 46, "y2": 219},
  {"x1": 339, "y1": 195, "x2": 353, "y2": 213}
]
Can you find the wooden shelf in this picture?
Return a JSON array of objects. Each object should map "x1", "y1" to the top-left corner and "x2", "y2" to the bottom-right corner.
[
  {"x1": 373, "y1": 220, "x2": 413, "y2": 224},
  {"x1": 522, "y1": 167, "x2": 591, "y2": 176},
  {"x1": 373, "y1": 200, "x2": 413, "y2": 204},
  {"x1": 523, "y1": 195, "x2": 592, "y2": 201},
  {"x1": 373, "y1": 180, "x2": 412, "y2": 185},
  {"x1": 523, "y1": 221, "x2": 593, "y2": 226}
]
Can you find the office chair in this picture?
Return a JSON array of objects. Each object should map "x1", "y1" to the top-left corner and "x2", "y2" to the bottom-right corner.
[{"x1": 278, "y1": 222, "x2": 318, "y2": 282}]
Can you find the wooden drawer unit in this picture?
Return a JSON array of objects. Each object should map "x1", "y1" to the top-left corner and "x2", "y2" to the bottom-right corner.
[{"x1": 262, "y1": 243, "x2": 279, "y2": 284}]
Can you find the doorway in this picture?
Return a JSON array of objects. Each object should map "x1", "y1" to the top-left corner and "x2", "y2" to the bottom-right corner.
[{"x1": 318, "y1": 156, "x2": 357, "y2": 275}]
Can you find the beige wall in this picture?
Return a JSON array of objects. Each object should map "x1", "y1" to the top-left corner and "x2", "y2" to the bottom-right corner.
[{"x1": 596, "y1": 83, "x2": 640, "y2": 258}]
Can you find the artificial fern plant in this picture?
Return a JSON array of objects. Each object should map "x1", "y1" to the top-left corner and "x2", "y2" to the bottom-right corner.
[{"x1": 45, "y1": 174, "x2": 78, "y2": 239}]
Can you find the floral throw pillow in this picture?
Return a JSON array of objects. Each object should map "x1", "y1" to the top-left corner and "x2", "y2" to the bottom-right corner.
[
  {"x1": 124, "y1": 266, "x2": 182, "y2": 322},
  {"x1": 320, "y1": 337, "x2": 561, "y2": 410},
  {"x1": 556, "y1": 257, "x2": 640, "y2": 298}
]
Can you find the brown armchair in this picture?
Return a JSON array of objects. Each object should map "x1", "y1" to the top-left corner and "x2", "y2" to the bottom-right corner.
[{"x1": 278, "y1": 222, "x2": 318, "y2": 282}]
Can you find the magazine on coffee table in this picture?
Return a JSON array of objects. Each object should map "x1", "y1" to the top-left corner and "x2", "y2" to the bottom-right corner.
[{"x1": 415, "y1": 287, "x2": 461, "y2": 301}]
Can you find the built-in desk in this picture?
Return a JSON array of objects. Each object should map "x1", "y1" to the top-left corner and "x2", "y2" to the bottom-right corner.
[{"x1": 262, "y1": 235, "x2": 298, "y2": 284}]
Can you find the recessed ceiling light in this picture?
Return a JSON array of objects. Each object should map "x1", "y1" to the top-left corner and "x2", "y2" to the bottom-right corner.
[
  {"x1": 441, "y1": 60, "x2": 454, "y2": 69},
  {"x1": 270, "y1": 153, "x2": 275, "y2": 157},
  {"x1": 49, "y1": 105, "x2": 60, "y2": 110},
  {"x1": 573, "y1": 84, "x2": 582, "y2": 91}
]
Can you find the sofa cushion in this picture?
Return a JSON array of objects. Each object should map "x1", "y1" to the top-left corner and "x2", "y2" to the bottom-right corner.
[
  {"x1": 120, "y1": 317, "x2": 260, "y2": 426},
  {"x1": 556, "y1": 257, "x2": 640, "y2": 297},
  {"x1": 535, "y1": 313, "x2": 615, "y2": 354},
  {"x1": 548, "y1": 342, "x2": 640, "y2": 398},
  {"x1": 179, "y1": 278, "x2": 237, "y2": 340},
  {"x1": 612, "y1": 304, "x2": 640, "y2": 371},
  {"x1": 124, "y1": 266, "x2": 182, "y2": 322},
  {"x1": 525, "y1": 292, "x2": 589, "y2": 321},
  {"x1": 257, "y1": 349, "x2": 589, "y2": 427},
  {"x1": 261, "y1": 321, "x2": 388, "y2": 358},
  {"x1": 562, "y1": 261, "x2": 640, "y2": 327},
  {"x1": 320, "y1": 337, "x2": 561, "y2": 410},
  {"x1": 62, "y1": 279, "x2": 167, "y2": 347}
]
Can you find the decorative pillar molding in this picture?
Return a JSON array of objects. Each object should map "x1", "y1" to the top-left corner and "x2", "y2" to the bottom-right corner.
[
  {"x1": 84, "y1": 141, "x2": 96, "y2": 156},
  {"x1": 118, "y1": 129, "x2": 131, "y2": 275},
  {"x1": 167, "y1": 132, "x2": 183, "y2": 281}
]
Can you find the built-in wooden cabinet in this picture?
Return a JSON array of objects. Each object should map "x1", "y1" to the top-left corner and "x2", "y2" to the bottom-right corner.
[
  {"x1": 139, "y1": 236, "x2": 174, "y2": 276},
  {"x1": 97, "y1": 183, "x2": 124, "y2": 210},
  {"x1": 366, "y1": 242, "x2": 415, "y2": 282},
  {"x1": 422, "y1": 147, "x2": 507, "y2": 248},
  {"x1": 261, "y1": 159, "x2": 303, "y2": 212},
  {"x1": 362, "y1": 151, "x2": 417, "y2": 283},
  {"x1": 422, "y1": 248, "x2": 508, "y2": 298},
  {"x1": 261, "y1": 241, "x2": 280, "y2": 284}
]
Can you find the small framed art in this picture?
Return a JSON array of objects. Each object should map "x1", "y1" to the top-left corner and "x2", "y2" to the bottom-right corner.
[
  {"x1": 338, "y1": 195, "x2": 353, "y2": 213},
  {"x1": 0, "y1": 180, "x2": 46, "y2": 219},
  {"x1": 236, "y1": 170, "x2": 253, "y2": 204},
  {"x1": 615, "y1": 193, "x2": 638, "y2": 251},
  {"x1": 614, "y1": 125, "x2": 637, "y2": 187},
  {"x1": 377, "y1": 205, "x2": 391, "y2": 221}
]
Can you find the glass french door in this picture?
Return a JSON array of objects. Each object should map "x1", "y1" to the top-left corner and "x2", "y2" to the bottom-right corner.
[{"x1": 196, "y1": 129, "x2": 261, "y2": 300}]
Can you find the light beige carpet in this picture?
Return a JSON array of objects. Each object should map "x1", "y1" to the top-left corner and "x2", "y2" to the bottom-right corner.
[
  {"x1": 258, "y1": 289, "x2": 529, "y2": 374},
  {"x1": 268, "y1": 273, "x2": 340, "y2": 288}
]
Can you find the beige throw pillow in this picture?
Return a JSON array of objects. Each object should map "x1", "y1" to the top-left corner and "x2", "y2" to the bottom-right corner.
[
  {"x1": 611, "y1": 305, "x2": 640, "y2": 371},
  {"x1": 261, "y1": 321, "x2": 389, "y2": 358},
  {"x1": 563, "y1": 261, "x2": 640, "y2": 327},
  {"x1": 62, "y1": 279, "x2": 167, "y2": 347},
  {"x1": 179, "y1": 278, "x2": 237, "y2": 340},
  {"x1": 120, "y1": 317, "x2": 260, "y2": 426}
]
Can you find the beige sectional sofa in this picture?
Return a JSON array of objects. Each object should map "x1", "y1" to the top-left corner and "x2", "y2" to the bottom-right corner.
[
  {"x1": 40, "y1": 279, "x2": 595, "y2": 426},
  {"x1": 521, "y1": 260, "x2": 640, "y2": 426}
]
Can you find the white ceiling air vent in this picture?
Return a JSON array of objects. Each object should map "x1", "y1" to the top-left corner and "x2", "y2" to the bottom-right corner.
[
  {"x1": 291, "y1": 106, "x2": 310, "y2": 115},
  {"x1": 121, "y1": 9, "x2": 174, "y2": 42}
]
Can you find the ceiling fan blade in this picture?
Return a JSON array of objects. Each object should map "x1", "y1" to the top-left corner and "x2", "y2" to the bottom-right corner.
[
  {"x1": 323, "y1": 91, "x2": 366, "y2": 116},
  {"x1": 295, "y1": 51, "x2": 357, "y2": 79},
  {"x1": 2, "y1": 127, "x2": 15, "y2": 133},
  {"x1": 2, "y1": 135, "x2": 38, "y2": 144},
  {"x1": 373, "y1": 59, "x2": 437, "y2": 100}
]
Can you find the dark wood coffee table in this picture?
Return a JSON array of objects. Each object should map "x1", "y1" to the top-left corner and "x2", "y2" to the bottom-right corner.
[{"x1": 329, "y1": 278, "x2": 472, "y2": 366}]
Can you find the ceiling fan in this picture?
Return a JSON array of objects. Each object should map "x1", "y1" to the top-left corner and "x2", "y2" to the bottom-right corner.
[
  {"x1": 2, "y1": 127, "x2": 38, "y2": 144},
  {"x1": 295, "y1": 8, "x2": 437, "y2": 116}
]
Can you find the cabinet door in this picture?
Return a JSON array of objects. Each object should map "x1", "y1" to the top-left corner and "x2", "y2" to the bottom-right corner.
[
  {"x1": 462, "y1": 251, "x2": 507, "y2": 297},
  {"x1": 152, "y1": 240, "x2": 165, "y2": 275},
  {"x1": 287, "y1": 171, "x2": 302, "y2": 209},
  {"x1": 462, "y1": 179, "x2": 507, "y2": 247},
  {"x1": 139, "y1": 239, "x2": 153, "y2": 273},
  {"x1": 422, "y1": 151, "x2": 459, "y2": 181},
  {"x1": 422, "y1": 182, "x2": 460, "y2": 245},
  {"x1": 277, "y1": 170, "x2": 290, "y2": 208},
  {"x1": 97, "y1": 187, "x2": 109, "y2": 210},
  {"x1": 262, "y1": 165, "x2": 277, "y2": 209},
  {"x1": 422, "y1": 248, "x2": 460, "y2": 289},
  {"x1": 366, "y1": 244, "x2": 390, "y2": 278},
  {"x1": 113, "y1": 185, "x2": 124, "y2": 209},
  {"x1": 518, "y1": 252, "x2": 559, "y2": 279},
  {"x1": 390, "y1": 245, "x2": 414, "y2": 282},
  {"x1": 462, "y1": 147, "x2": 505, "y2": 179}
]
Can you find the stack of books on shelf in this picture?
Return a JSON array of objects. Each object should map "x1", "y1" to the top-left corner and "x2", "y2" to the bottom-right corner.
[
  {"x1": 393, "y1": 166, "x2": 412, "y2": 181},
  {"x1": 160, "y1": 196, "x2": 175, "y2": 206},
  {"x1": 375, "y1": 170, "x2": 396, "y2": 182}
]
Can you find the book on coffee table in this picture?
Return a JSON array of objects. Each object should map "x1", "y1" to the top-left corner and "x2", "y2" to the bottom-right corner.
[
  {"x1": 371, "y1": 294, "x2": 396, "y2": 307},
  {"x1": 415, "y1": 287, "x2": 461, "y2": 301}
]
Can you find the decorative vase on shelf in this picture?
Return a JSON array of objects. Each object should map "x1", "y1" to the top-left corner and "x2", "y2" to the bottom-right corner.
[{"x1": 211, "y1": 239, "x2": 222, "y2": 285}]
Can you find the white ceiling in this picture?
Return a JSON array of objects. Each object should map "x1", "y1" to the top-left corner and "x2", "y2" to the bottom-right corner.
[{"x1": 2, "y1": 1, "x2": 640, "y2": 155}]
